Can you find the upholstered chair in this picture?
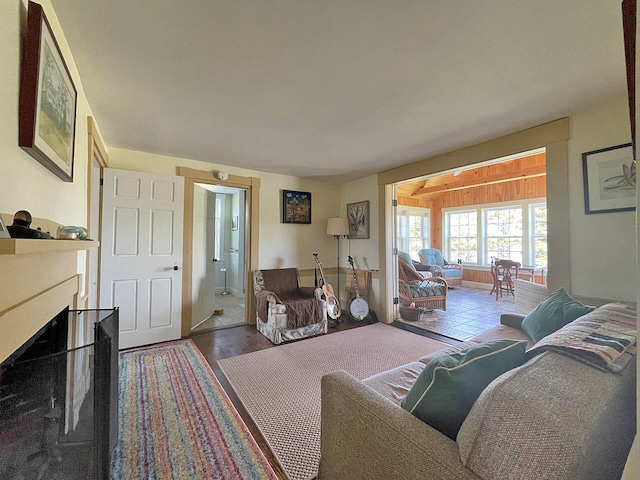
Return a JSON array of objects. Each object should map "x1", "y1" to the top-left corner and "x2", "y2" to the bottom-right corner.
[
  {"x1": 417, "y1": 248, "x2": 463, "y2": 287},
  {"x1": 398, "y1": 258, "x2": 447, "y2": 314},
  {"x1": 253, "y1": 268, "x2": 327, "y2": 344}
]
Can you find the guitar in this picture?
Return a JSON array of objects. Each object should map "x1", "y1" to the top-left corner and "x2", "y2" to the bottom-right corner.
[
  {"x1": 313, "y1": 253, "x2": 341, "y2": 320},
  {"x1": 347, "y1": 256, "x2": 370, "y2": 322}
]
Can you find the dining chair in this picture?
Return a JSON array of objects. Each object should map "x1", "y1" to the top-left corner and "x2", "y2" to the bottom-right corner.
[{"x1": 493, "y1": 259, "x2": 520, "y2": 300}]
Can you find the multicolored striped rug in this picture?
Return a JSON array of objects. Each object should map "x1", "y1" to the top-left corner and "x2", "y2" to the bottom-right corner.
[{"x1": 112, "y1": 339, "x2": 277, "y2": 479}]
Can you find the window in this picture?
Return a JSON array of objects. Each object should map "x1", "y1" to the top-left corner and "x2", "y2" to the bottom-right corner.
[
  {"x1": 486, "y1": 207, "x2": 523, "y2": 263},
  {"x1": 532, "y1": 204, "x2": 547, "y2": 267},
  {"x1": 448, "y1": 211, "x2": 478, "y2": 263},
  {"x1": 396, "y1": 208, "x2": 430, "y2": 260},
  {"x1": 444, "y1": 199, "x2": 546, "y2": 267},
  {"x1": 214, "y1": 196, "x2": 224, "y2": 260}
]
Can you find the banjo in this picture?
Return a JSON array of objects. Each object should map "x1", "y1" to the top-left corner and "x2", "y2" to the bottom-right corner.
[
  {"x1": 313, "y1": 253, "x2": 341, "y2": 320},
  {"x1": 347, "y1": 256, "x2": 370, "y2": 322}
]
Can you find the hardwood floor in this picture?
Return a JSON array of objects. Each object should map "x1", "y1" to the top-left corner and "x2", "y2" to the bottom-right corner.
[{"x1": 189, "y1": 318, "x2": 364, "y2": 479}]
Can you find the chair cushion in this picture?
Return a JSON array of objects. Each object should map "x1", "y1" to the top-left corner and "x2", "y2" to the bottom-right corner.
[
  {"x1": 408, "y1": 280, "x2": 446, "y2": 298},
  {"x1": 398, "y1": 252, "x2": 415, "y2": 270},
  {"x1": 400, "y1": 340, "x2": 528, "y2": 440},
  {"x1": 521, "y1": 288, "x2": 594, "y2": 343},
  {"x1": 442, "y1": 269, "x2": 462, "y2": 279},
  {"x1": 419, "y1": 248, "x2": 445, "y2": 267},
  {"x1": 261, "y1": 268, "x2": 299, "y2": 296}
]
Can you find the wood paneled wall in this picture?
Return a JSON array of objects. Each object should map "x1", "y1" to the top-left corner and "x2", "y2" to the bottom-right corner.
[{"x1": 398, "y1": 153, "x2": 546, "y2": 251}]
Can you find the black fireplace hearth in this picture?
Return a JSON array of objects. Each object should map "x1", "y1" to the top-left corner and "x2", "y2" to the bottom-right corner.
[{"x1": 0, "y1": 308, "x2": 119, "y2": 480}]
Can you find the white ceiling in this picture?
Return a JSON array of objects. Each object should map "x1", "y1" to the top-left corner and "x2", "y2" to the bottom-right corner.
[{"x1": 52, "y1": 0, "x2": 629, "y2": 183}]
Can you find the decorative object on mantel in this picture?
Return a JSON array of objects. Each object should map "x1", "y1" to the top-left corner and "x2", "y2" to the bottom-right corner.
[
  {"x1": 19, "y1": 1, "x2": 77, "y2": 182},
  {"x1": 582, "y1": 143, "x2": 635, "y2": 214},
  {"x1": 0, "y1": 215, "x2": 9, "y2": 239},
  {"x1": 57, "y1": 225, "x2": 89, "y2": 240},
  {"x1": 7, "y1": 210, "x2": 52, "y2": 239},
  {"x1": 347, "y1": 200, "x2": 369, "y2": 239},
  {"x1": 282, "y1": 190, "x2": 311, "y2": 224}
]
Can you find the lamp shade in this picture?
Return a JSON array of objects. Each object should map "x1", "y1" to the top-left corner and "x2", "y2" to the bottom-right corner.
[{"x1": 326, "y1": 217, "x2": 349, "y2": 237}]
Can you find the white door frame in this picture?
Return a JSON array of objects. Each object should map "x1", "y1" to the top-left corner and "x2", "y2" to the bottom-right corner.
[{"x1": 178, "y1": 167, "x2": 261, "y2": 337}]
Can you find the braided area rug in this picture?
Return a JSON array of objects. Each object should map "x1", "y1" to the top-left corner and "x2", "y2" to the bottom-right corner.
[
  {"x1": 112, "y1": 339, "x2": 277, "y2": 479},
  {"x1": 218, "y1": 323, "x2": 448, "y2": 480}
]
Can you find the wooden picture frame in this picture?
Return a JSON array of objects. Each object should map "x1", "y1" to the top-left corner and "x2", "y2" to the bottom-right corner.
[
  {"x1": 19, "y1": 1, "x2": 77, "y2": 182},
  {"x1": 282, "y1": 190, "x2": 311, "y2": 224},
  {"x1": 347, "y1": 200, "x2": 370, "y2": 239},
  {"x1": 582, "y1": 143, "x2": 635, "y2": 214}
]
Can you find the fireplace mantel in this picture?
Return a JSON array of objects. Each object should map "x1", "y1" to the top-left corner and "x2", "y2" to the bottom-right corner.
[
  {"x1": 0, "y1": 238, "x2": 99, "y2": 255},
  {"x1": 0, "y1": 238, "x2": 98, "y2": 363}
]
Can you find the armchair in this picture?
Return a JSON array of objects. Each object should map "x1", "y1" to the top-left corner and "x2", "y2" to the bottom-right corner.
[
  {"x1": 253, "y1": 268, "x2": 328, "y2": 344},
  {"x1": 398, "y1": 258, "x2": 447, "y2": 315},
  {"x1": 417, "y1": 248, "x2": 463, "y2": 287}
]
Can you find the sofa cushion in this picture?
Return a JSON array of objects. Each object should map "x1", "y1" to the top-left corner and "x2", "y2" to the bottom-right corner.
[
  {"x1": 457, "y1": 351, "x2": 636, "y2": 480},
  {"x1": 400, "y1": 340, "x2": 528, "y2": 439},
  {"x1": 521, "y1": 288, "x2": 594, "y2": 343},
  {"x1": 362, "y1": 361, "x2": 427, "y2": 405}
]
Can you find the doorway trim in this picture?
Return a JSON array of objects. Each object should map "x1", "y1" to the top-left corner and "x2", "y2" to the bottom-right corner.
[
  {"x1": 178, "y1": 167, "x2": 261, "y2": 337},
  {"x1": 86, "y1": 116, "x2": 108, "y2": 310},
  {"x1": 377, "y1": 118, "x2": 570, "y2": 323}
]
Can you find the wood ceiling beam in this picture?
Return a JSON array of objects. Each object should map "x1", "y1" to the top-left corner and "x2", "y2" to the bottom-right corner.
[{"x1": 413, "y1": 165, "x2": 546, "y2": 197}]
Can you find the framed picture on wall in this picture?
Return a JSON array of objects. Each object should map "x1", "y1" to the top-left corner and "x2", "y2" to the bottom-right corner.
[
  {"x1": 19, "y1": 1, "x2": 77, "y2": 182},
  {"x1": 282, "y1": 190, "x2": 311, "y2": 224},
  {"x1": 347, "y1": 200, "x2": 369, "y2": 239},
  {"x1": 582, "y1": 143, "x2": 635, "y2": 214}
]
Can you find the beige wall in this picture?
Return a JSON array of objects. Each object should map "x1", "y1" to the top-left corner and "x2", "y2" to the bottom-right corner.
[
  {"x1": 108, "y1": 147, "x2": 342, "y2": 280},
  {"x1": 568, "y1": 98, "x2": 635, "y2": 301},
  {"x1": 0, "y1": 0, "x2": 96, "y2": 228}
]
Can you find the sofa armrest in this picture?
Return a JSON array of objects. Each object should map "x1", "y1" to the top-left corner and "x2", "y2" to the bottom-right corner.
[
  {"x1": 319, "y1": 370, "x2": 479, "y2": 480},
  {"x1": 500, "y1": 313, "x2": 526, "y2": 329}
]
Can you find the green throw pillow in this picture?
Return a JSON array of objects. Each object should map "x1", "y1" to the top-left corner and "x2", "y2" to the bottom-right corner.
[
  {"x1": 521, "y1": 288, "x2": 594, "y2": 343},
  {"x1": 400, "y1": 340, "x2": 528, "y2": 440}
]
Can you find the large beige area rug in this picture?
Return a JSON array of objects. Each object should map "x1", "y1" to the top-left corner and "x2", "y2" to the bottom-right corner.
[{"x1": 217, "y1": 323, "x2": 448, "y2": 480}]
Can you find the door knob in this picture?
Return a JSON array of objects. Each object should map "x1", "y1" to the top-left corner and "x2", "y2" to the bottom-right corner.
[{"x1": 172, "y1": 265, "x2": 179, "y2": 271}]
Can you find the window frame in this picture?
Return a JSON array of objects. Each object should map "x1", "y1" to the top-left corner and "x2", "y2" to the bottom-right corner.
[
  {"x1": 396, "y1": 207, "x2": 430, "y2": 261},
  {"x1": 443, "y1": 198, "x2": 547, "y2": 267}
]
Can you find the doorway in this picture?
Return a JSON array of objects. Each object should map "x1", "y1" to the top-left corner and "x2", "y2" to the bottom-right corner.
[
  {"x1": 190, "y1": 183, "x2": 247, "y2": 332},
  {"x1": 392, "y1": 149, "x2": 548, "y2": 341}
]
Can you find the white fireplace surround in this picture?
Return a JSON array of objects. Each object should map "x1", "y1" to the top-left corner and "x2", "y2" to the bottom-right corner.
[{"x1": 0, "y1": 215, "x2": 98, "y2": 364}]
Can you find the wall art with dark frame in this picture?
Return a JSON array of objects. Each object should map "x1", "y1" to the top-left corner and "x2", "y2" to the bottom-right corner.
[
  {"x1": 19, "y1": 1, "x2": 78, "y2": 182},
  {"x1": 282, "y1": 190, "x2": 311, "y2": 224},
  {"x1": 347, "y1": 200, "x2": 369, "y2": 239},
  {"x1": 582, "y1": 143, "x2": 635, "y2": 214}
]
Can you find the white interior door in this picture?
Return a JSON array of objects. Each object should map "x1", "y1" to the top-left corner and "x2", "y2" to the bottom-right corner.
[{"x1": 100, "y1": 168, "x2": 184, "y2": 349}]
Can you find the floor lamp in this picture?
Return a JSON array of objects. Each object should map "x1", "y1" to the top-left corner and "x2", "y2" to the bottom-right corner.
[{"x1": 326, "y1": 217, "x2": 350, "y2": 318}]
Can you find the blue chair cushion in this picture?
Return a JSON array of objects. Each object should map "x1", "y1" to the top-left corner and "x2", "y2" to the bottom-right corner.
[
  {"x1": 398, "y1": 251, "x2": 415, "y2": 270},
  {"x1": 442, "y1": 269, "x2": 462, "y2": 279},
  {"x1": 419, "y1": 248, "x2": 445, "y2": 268}
]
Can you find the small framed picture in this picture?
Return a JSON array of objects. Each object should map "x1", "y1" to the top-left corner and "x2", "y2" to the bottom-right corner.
[
  {"x1": 582, "y1": 143, "x2": 635, "y2": 214},
  {"x1": 347, "y1": 200, "x2": 370, "y2": 239},
  {"x1": 282, "y1": 190, "x2": 311, "y2": 224},
  {"x1": 0, "y1": 215, "x2": 11, "y2": 238}
]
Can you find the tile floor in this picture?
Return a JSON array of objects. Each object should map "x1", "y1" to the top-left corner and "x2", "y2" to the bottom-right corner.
[
  {"x1": 191, "y1": 293, "x2": 246, "y2": 333},
  {"x1": 191, "y1": 285, "x2": 517, "y2": 341},
  {"x1": 397, "y1": 285, "x2": 516, "y2": 341}
]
